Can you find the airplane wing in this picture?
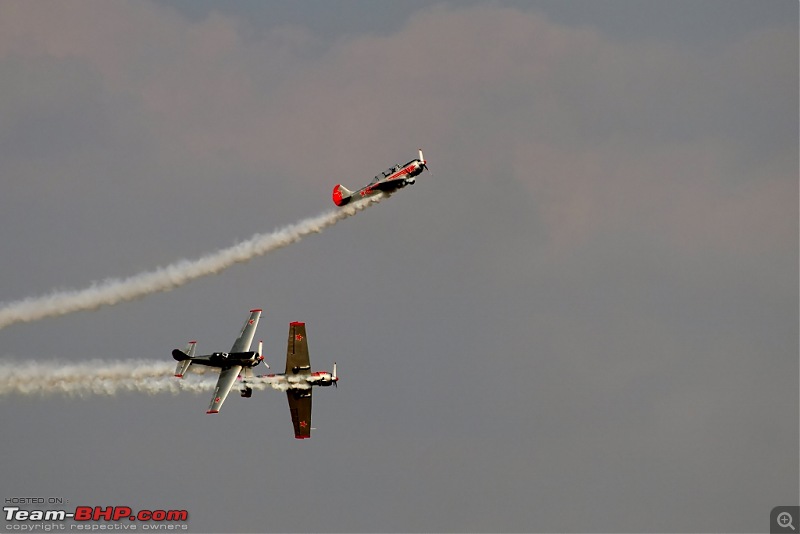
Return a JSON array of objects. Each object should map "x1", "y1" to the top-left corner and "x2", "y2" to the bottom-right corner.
[
  {"x1": 285, "y1": 322, "x2": 311, "y2": 376},
  {"x1": 287, "y1": 389, "x2": 312, "y2": 439},
  {"x1": 284, "y1": 322, "x2": 312, "y2": 437},
  {"x1": 230, "y1": 309, "x2": 262, "y2": 353},
  {"x1": 207, "y1": 365, "x2": 243, "y2": 413},
  {"x1": 374, "y1": 177, "x2": 407, "y2": 191}
]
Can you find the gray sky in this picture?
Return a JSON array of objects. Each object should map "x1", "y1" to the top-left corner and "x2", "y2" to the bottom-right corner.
[{"x1": 0, "y1": 1, "x2": 797, "y2": 532}]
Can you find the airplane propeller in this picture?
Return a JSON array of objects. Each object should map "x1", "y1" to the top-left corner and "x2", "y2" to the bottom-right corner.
[
  {"x1": 258, "y1": 340, "x2": 270, "y2": 369},
  {"x1": 418, "y1": 148, "x2": 430, "y2": 174}
]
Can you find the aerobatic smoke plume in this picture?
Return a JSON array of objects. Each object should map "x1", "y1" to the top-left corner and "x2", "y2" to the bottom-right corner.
[
  {"x1": 0, "y1": 196, "x2": 382, "y2": 330},
  {"x1": 0, "y1": 360, "x2": 307, "y2": 397}
]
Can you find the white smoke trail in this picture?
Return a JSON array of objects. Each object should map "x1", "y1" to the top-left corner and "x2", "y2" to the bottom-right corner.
[
  {"x1": 245, "y1": 374, "x2": 311, "y2": 392},
  {"x1": 0, "y1": 360, "x2": 307, "y2": 397},
  {"x1": 0, "y1": 360, "x2": 204, "y2": 397},
  {"x1": 0, "y1": 195, "x2": 382, "y2": 330}
]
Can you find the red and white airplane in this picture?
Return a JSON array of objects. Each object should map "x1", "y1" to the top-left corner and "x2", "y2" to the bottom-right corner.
[{"x1": 332, "y1": 149, "x2": 428, "y2": 206}]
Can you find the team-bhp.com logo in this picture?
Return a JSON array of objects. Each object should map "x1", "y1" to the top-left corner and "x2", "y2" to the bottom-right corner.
[{"x1": 5, "y1": 505, "x2": 188, "y2": 525}]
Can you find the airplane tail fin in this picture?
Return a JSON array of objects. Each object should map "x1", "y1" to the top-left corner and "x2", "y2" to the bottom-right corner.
[
  {"x1": 332, "y1": 362, "x2": 338, "y2": 387},
  {"x1": 332, "y1": 184, "x2": 353, "y2": 206}
]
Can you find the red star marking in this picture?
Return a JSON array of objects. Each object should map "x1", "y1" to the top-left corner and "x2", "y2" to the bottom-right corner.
[
  {"x1": 295, "y1": 333, "x2": 303, "y2": 341},
  {"x1": 299, "y1": 420, "x2": 308, "y2": 428},
  {"x1": 215, "y1": 397, "x2": 221, "y2": 403},
  {"x1": 248, "y1": 319, "x2": 254, "y2": 325}
]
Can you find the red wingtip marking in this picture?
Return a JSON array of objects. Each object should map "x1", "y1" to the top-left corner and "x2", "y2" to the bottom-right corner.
[
  {"x1": 295, "y1": 435, "x2": 311, "y2": 440},
  {"x1": 290, "y1": 321, "x2": 305, "y2": 326},
  {"x1": 174, "y1": 374, "x2": 183, "y2": 378},
  {"x1": 250, "y1": 308, "x2": 262, "y2": 313},
  {"x1": 206, "y1": 410, "x2": 219, "y2": 414},
  {"x1": 188, "y1": 341, "x2": 197, "y2": 344}
]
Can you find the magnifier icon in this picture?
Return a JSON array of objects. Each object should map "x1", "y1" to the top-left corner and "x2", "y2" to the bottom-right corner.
[{"x1": 778, "y1": 511, "x2": 796, "y2": 531}]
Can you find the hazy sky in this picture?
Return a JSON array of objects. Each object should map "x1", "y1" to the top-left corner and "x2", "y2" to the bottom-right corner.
[{"x1": 0, "y1": 1, "x2": 797, "y2": 532}]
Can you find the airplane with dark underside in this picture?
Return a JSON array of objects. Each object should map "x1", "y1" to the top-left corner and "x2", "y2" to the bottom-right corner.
[
  {"x1": 172, "y1": 313, "x2": 338, "y2": 439},
  {"x1": 332, "y1": 149, "x2": 428, "y2": 206},
  {"x1": 172, "y1": 309, "x2": 266, "y2": 413},
  {"x1": 250, "y1": 322, "x2": 338, "y2": 439}
]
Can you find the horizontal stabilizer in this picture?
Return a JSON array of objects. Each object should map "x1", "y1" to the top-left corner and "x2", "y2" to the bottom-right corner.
[
  {"x1": 175, "y1": 359, "x2": 192, "y2": 378},
  {"x1": 174, "y1": 340, "x2": 196, "y2": 377}
]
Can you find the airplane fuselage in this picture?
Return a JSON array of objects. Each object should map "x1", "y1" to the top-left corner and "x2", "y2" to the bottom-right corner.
[
  {"x1": 171, "y1": 349, "x2": 263, "y2": 369},
  {"x1": 379, "y1": 159, "x2": 426, "y2": 186},
  {"x1": 332, "y1": 149, "x2": 428, "y2": 206},
  {"x1": 256, "y1": 370, "x2": 338, "y2": 389},
  {"x1": 173, "y1": 314, "x2": 337, "y2": 438},
  {"x1": 208, "y1": 351, "x2": 261, "y2": 367}
]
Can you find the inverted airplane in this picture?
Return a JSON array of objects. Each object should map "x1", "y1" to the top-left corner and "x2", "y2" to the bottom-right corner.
[
  {"x1": 172, "y1": 311, "x2": 338, "y2": 439},
  {"x1": 332, "y1": 149, "x2": 428, "y2": 206},
  {"x1": 172, "y1": 309, "x2": 265, "y2": 413}
]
